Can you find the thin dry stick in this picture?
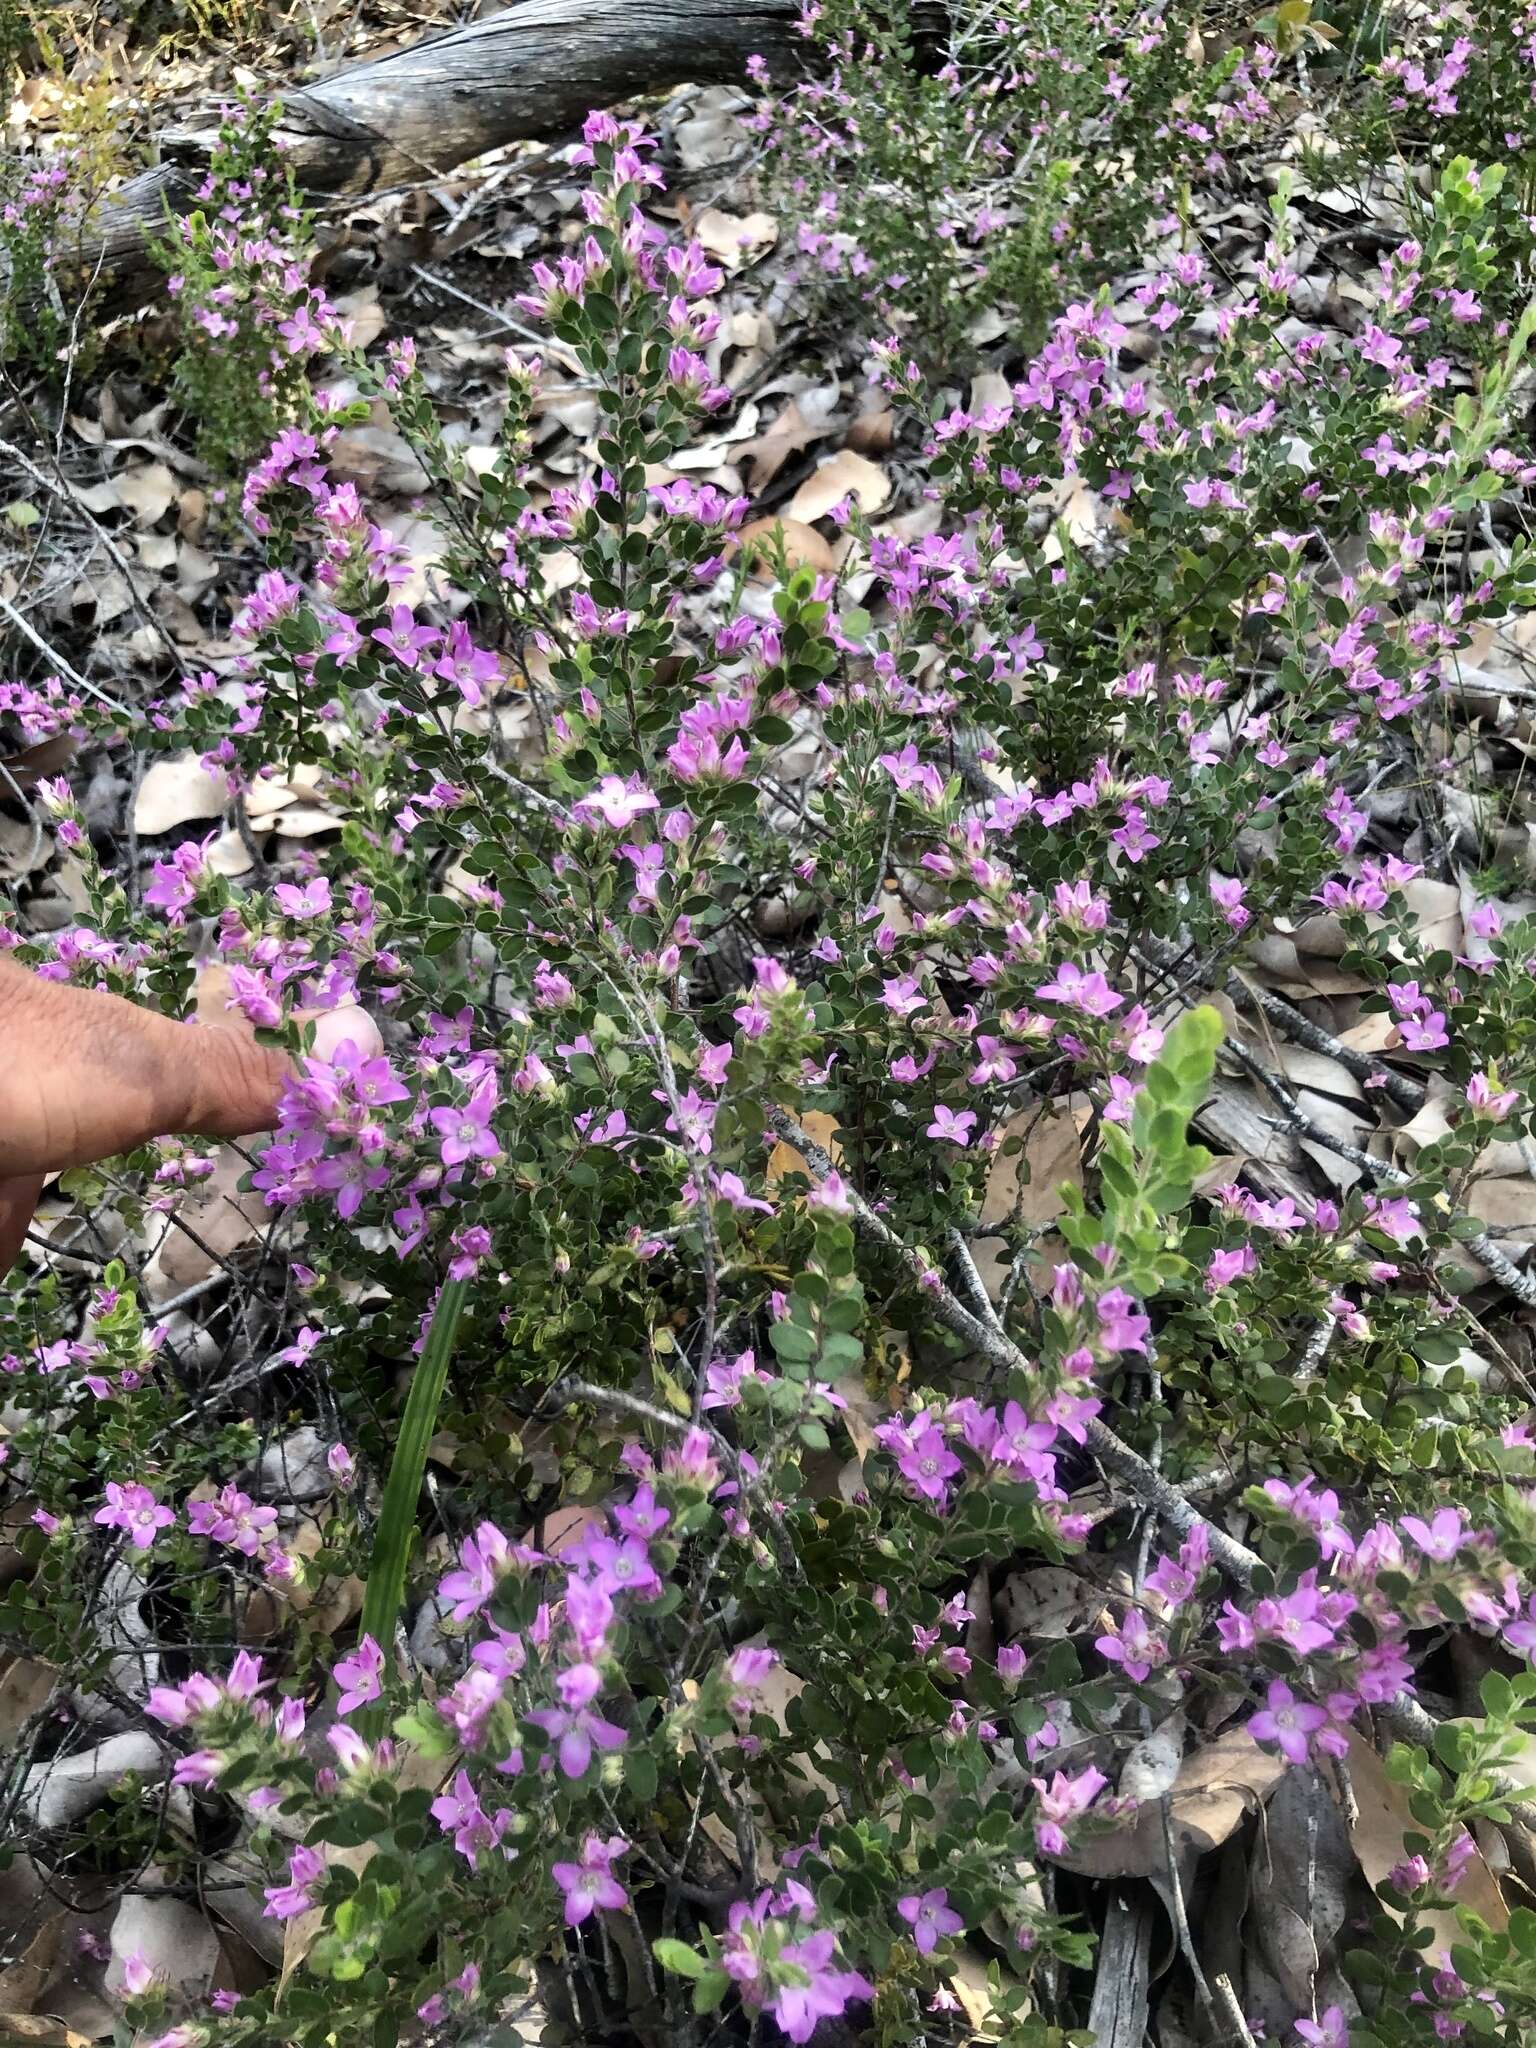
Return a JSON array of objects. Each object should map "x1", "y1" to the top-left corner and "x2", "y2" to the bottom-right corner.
[
  {"x1": 1227, "y1": 1039, "x2": 1536, "y2": 1311},
  {"x1": 1159, "y1": 1792, "x2": 1221, "y2": 2025},
  {"x1": 1138, "y1": 933, "x2": 1426, "y2": 1114},
  {"x1": 1212, "y1": 1973, "x2": 1262, "y2": 2048},
  {"x1": 0, "y1": 593, "x2": 132, "y2": 720}
]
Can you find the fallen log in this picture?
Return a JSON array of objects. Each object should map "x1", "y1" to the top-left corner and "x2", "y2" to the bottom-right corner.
[{"x1": 50, "y1": 0, "x2": 812, "y2": 299}]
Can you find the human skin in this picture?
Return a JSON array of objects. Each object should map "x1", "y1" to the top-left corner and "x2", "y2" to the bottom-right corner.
[{"x1": 0, "y1": 958, "x2": 374, "y2": 1274}]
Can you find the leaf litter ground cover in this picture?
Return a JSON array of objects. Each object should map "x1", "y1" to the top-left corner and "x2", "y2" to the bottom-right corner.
[{"x1": 9, "y1": 1, "x2": 1536, "y2": 2044}]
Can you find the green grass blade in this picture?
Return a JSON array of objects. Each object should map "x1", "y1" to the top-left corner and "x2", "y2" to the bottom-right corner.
[{"x1": 358, "y1": 1276, "x2": 469, "y2": 1692}]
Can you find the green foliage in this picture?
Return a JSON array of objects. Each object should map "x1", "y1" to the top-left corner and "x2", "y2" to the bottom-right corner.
[
  {"x1": 146, "y1": 95, "x2": 327, "y2": 479},
  {"x1": 357, "y1": 1275, "x2": 469, "y2": 1699},
  {"x1": 759, "y1": 0, "x2": 1236, "y2": 362}
]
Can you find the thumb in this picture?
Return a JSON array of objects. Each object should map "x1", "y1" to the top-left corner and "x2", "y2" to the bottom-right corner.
[
  {"x1": 171, "y1": 1017, "x2": 299, "y2": 1141},
  {"x1": 176, "y1": 1002, "x2": 383, "y2": 1139},
  {"x1": 0, "y1": 1173, "x2": 45, "y2": 1277}
]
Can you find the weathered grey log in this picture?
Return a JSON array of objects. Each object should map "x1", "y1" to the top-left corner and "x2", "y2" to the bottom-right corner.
[
  {"x1": 1086, "y1": 1887, "x2": 1155, "y2": 2048},
  {"x1": 49, "y1": 0, "x2": 813, "y2": 298}
]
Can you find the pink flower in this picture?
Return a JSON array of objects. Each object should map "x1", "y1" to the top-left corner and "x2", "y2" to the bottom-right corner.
[
  {"x1": 726, "y1": 1645, "x2": 778, "y2": 1695},
  {"x1": 551, "y1": 1833, "x2": 629, "y2": 1924},
  {"x1": 1399, "y1": 1507, "x2": 1466, "y2": 1563},
  {"x1": 926, "y1": 1104, "x2": 977, "y2": 1146},
  {"x1": 371, "y1": 604, "x2": 437, "y2": 668},
  {"x1": 1295, "y1": 2007, "x2": 1350, "y2": 2048},
  {"x1": 120, "y1": 1952, "x2": 158, "y2": 1996},
  {"x1": 1362, "y1": 1194, "x2": 1420, "y2": 1245},
  {"x1": 897, "y1": 1887, "x2": 963, "y2": 1954},
  {"x1": 997, "y1": 1643, "x2": 1027, "y2": 1682},
  {"x1": 94, "y1": 1481, "x2": 174, "y2": 1551},
  {"x1": 263, "y1": 1843, "x2": 326, "y2": 1919},
  {"x1": 273, "y1": 876, "x2": 332, "y2": 919},
  {"x1": 883, "y1": 1421, "x2": 962, "y2": 1505},
  {"x1": 574, "y1": 776, "x2": 660, "y2": 831},
  {"x1": 769, "y1": 1932, "x2": 874, "y2": 2043},
  {"x1": 333, "y1": 1634, "x2": 384, "y2": 1714},
  {"x1": 526, "y1": 1661, "x2": 627, "y2": 1777},
  {"x1": 1096, "y1": 1288, "x2": 1150, "y2": 1356},
  {"x1": 1031, "y1": 1764, "x2": 1108, "y2": 1856},
  {"x1": 1096, "y1": 1608, "x2": 1165, "y2": 1683},
  {"x1": 1248, "y1": 1679, "x2": 1326, "y2": 1765},
  {"x1": 145, "y1": 840, "x2": 211, "y2": 922},
  {"x1": 1034, "y1": 960, "x2": 1124, "y2": 1015},
  {"x1": 1209, "y1": 873, "x2": 1249, "y2": 928},
  {"x1": 1467, "y1": 1072, "x2": 1519, "y2": 1118},
  {"x1": 430, "y1": 1077, "x2": 502, "y2": 1169},
  {"x1": 1206, "y1": 1246, "x2": 1257, "y2": 1291},
  {"x1": 430, "y1": 1769, "x2": 515, "y2": 1868},
  {"x1": 1504, "y1": 1592, "x2": 1536, "y2": 1658}
]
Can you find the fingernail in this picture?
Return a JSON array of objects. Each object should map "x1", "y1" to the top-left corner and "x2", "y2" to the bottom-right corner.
[{"x1": 309, "y1": 1006, "x2": 383, "y2": 1063}]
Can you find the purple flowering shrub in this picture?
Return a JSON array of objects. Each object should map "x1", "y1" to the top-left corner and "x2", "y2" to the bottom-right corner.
[
  {"x1": 1354, "y1": 0, "x2": 1536, "y2": 316},
  {"x1": 752, "y1": 0, "x2": 1256, "y2": 356},
  {"x1": 146, "y1": 97, "x2": 343, "y2": 478},
  {"x1": 12, "y1": 16, "x2": 1536, "y2": 2047},
  {"x1": 0, "y1": 149, "x2": 94, "y2": 379}
]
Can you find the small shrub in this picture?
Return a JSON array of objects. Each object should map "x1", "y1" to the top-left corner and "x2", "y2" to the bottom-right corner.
[
  {"x1": 9, "y1": 9, "x2": 1536, "y2": 2047},
  {"x1": 147, "y1": 96, "x2": 341, "y2": 479}
]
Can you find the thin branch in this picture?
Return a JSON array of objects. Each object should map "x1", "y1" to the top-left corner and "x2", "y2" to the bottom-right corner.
[
  {"x1": 1229, "y1": 1040, "x2": 1536, "y2": 1310},
  {"x1": 765, "y1": 1106, "x2": 1264, "y2": 1588},
  {"x1": 0, "y1": 592, "x2": 132, "y2": 720}
]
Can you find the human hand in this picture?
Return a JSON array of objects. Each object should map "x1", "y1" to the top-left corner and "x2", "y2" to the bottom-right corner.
[{"x1": 0, "y1": 958, "x2": 375, "y2": 1275}]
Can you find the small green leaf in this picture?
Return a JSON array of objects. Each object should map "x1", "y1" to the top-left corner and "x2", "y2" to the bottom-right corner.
[{"x1": 653, "y1": 1938, "x2": 706, "y2": 1979}]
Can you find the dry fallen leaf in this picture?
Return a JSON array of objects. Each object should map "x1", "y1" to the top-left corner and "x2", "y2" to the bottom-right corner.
[
  {"x1": 66, "y1": 570, "x2": 133, "y2": 629},
  {"x1": 995, "y1": 1565, "x2": 1096, "y2": 1640},
  {"x1": 133, "y1": 753, "x2": 228, "y2": 835},
  {"x1": 1273, "y1": 1047, "x2": 1365, "y2": 1101},
  {"x1": 1336, "y1": 1011, "x2": 1399, "y2": 1056},
  {"x1": 1249, "y1": 932, "x2": 1375, "y2": 999},
  {"x1": 1464, "y1": 1177, "x2": 1536, "y2": 1250},
  {"x1": 277, "y1": 1513, "x2": 367, "y2": 1635},
  {"x1": 736, "y1": 385, "x2": 843, "y2": 492},
  {"x1": 971, "y1": 1099, "x2": 1088, "y2": 1298},
  {"x1": 692, "y1": 206, "x2": 779, "y2": 268},
  {"x1": 1054, "y1": 1726, "x2": 1287, "y2": 1879},
  {"x1": 981, "y1": 1102, "x2": 1087, "y2": 1230},
  {"x1": 0, "y1": 1657, "x2": 57, "y2": 1747},
  {"x1": 735, "y1": 516, "x2": 837, "y2": 578},
  {"x1": 329, "y1": 425, "x2": 429, "y2": 494},
  {"x1": 0, "y1": 2016, "x2": 95, "y2": 2046},
  {"x1": 846, "y1": 395, "x2": 895, "y2": 455},
  {"x1": 140, "y1": 1146, "x2": 268, "y2": 1305},
  {"x1": 113, "y1": 460, "x2": 177, "y2": 526},
  {"x1": 1338, "y1": 1730, "x2": 1507, "y2": 1946},
  {"x1": 785, "y1": 448, "x2": 892, "y2": 525},
  {"x1": 333, "y1": 285, "x2": 388, "y2": 350},
  {"x1": 107, "y1": 1884, "x2": 220, "y2": 2004},
  {"x1": 1292, "y1": 1086, "x2": 1371, "y2": 1192},
  {"x1": 1119, "y1": 1712, "x2": 1187, "y2": 1802},
  {"x1": 533, "y1": 385, "x2": 600, "y2": 440},
  {"x1": 136, "y1": 532, "x2": 178, "y2": 573},
  {"x1": 0, "y1": 1912, "x2": 67, "y2": 2013}
]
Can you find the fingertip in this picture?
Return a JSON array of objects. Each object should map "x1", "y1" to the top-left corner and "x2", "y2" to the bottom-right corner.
[
  {"x1": 309, "y1": 1005, "x2": 384, "y2": 1064},
  {"x1": 0, "y1": 1173, "x2": 46, "y2": 1279}
]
